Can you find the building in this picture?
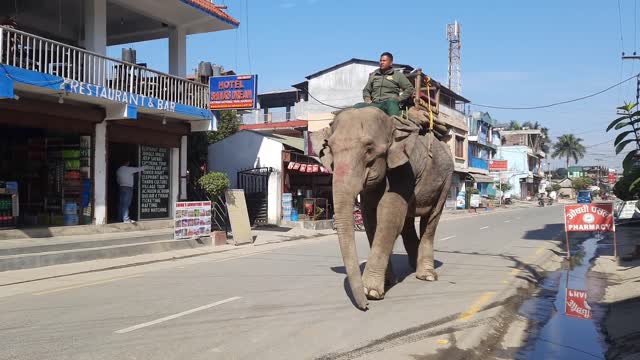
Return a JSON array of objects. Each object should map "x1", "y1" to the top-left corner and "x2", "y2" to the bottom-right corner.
[
  {"x1": 495, "y1": 129, "x2": 547, "y2": 200},
  {"x1": 233, "y1": 58, "x2": 470, "y2": 218},
  {"x1": 0, "y1": 1, "x2": 238, "y2": 229},
  {"x1": 466, "y1": 111, "x2": 498, "y2": 195},
  {"x1": 567, "y1": 166, "x2": 585, "y2": 179}
]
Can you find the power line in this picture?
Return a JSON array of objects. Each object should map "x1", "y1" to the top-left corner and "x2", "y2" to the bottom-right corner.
[{"x1": 471, "y1": 73, "x2": 639, "y2": 110}]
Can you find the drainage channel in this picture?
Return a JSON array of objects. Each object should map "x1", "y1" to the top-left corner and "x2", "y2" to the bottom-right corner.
[{"x1": 516, "y1": 234, "x2": 608, "y2": 359}]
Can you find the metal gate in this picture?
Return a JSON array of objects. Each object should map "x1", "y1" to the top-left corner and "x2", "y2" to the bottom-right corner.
[{"x1": 237, "y1": 167, "x2": 273, "y2": 226}]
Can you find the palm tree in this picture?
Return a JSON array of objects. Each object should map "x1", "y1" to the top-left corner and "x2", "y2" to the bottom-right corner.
[{"x1": 551, "y1": 134, "x2": 586, "y2": 169}]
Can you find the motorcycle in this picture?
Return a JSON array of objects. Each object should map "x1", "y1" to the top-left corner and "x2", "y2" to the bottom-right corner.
[
  {"x1": 538, "y1": 196, "x2": 545, "y2": 207},
  {"x1": 332, "y1": 204, "x2": 364, "y2": 231},
  {"x1": 546, "y1": 197, "x2": 553, "y2": 205},
  {"x1": 503, "y1": 197, "x2": 512, "y2": 205}
]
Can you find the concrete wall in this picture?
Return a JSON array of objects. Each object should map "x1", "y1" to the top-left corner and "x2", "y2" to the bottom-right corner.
[
  {"x1": 496, "y1": 146, "x2": 529, "y2": 199},
  {"x1": 296, "y1": 63, "x2": 378, "y2": 118},
  {"x1": 208, "y1": 131, "x2": 284, "y2": 224}
]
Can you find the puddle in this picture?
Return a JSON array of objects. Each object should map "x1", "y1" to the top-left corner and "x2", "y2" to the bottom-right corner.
[{"x1": 516, "y1": 235, "x2": 608, "y2": 359}]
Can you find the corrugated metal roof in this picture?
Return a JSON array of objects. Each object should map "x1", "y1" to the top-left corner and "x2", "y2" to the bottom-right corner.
[{"x1": 245, "y1": 130, "x2": 304, "y2": 151}]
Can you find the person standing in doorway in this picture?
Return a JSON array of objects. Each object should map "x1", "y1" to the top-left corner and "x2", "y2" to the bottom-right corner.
[{"x1": 117, "y1": 160, "x2": 146, "y2": 223}]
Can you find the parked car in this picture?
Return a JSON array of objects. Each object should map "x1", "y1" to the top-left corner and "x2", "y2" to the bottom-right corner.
[{"x1": 577, "y1": 190, "x2": 592, "y2": 204}]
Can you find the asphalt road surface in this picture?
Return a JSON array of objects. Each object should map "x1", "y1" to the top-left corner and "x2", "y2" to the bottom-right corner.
[{"x1": 0, "y1": 206, "x2": 565, "y2": 360}]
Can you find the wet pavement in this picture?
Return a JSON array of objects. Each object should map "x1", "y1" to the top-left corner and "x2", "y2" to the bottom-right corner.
[{"x1": 516, "y1": 234, "x2": 608, "y2": 360}]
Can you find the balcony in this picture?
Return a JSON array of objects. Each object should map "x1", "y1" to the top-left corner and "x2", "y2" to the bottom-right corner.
[
  {"x1": 242, "y1": 110, "x2": 296, "y2": 124},
  {"x1": 469, "y1": 156, "x2": 489, "y2": 170},
  {"x1": 0, "y1": 26, "x2": 209, "y2": 113}
]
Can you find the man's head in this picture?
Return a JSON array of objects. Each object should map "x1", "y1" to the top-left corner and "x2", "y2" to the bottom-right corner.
[
  {"x1": 122, "y1": 160, "x2": 130, "y2": 167},
  {"x1": 379, "y1": 52, "x2": 393, "y2": 71}
]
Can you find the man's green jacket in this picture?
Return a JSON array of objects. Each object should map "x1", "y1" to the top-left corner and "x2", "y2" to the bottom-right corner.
[{"x1": 362, "y1": 68, "x2": 414, "y2": 103}]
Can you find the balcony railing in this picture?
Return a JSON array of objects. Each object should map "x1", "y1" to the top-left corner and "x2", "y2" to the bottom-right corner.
[
  {"x1": 469, "y1": 156, "x2": 489, "y2": 170},
  {"x1": 242, "y1": 110, "x2": 295, "y2": 124},
  {"x1": 0, "y1": 26, "x2": 208, "y2": 109}
]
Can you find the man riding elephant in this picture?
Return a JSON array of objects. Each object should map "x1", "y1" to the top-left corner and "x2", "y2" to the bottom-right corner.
[{"x1": 354, "y1": 52, "x2": 414, "y2": 117}]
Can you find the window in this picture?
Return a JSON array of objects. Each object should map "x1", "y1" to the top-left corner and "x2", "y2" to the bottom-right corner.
[{"x1": 455, "y1": 136, "x2": 464, "y2": 158}]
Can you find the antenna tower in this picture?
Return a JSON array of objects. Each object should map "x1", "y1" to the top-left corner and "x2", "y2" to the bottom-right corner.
[{"x1": 447, "y1": 21, "x2": 462, "y2": 96}]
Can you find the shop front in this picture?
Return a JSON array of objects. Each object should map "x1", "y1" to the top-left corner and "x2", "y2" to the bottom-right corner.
[
  {"x1": 106, "y1": 116, "x2": 185, "y2": 223},
  {"x1": 281, "y1": 151, "x2": 332, "y2": 224},
  {"x1": 0, "y1": 99, "x2": 100, "y2": 228}
]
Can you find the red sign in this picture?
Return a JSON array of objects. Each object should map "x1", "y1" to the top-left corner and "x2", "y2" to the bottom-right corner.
[
  {"x1": 489, "y1": 159, "x2": 508, "y2": 171},
  {"x1": 564, "y1": 202, "x2": 614, "y2": 232},
  {"x1": 565, "y1": 288, "x2": 592, "y2": 319},
  {"x1": 608, "y1": 173, "x2": 616, "y2": 184}
]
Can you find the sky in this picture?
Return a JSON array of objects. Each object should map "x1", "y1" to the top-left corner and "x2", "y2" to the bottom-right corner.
[{"x1": 107, "y1": 0, "x2": 640, "y2": 170}]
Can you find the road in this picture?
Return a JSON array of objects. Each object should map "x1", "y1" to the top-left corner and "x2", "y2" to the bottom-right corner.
[{"x1": 0, "y1": 206, "x2": 565, "y2": 360}]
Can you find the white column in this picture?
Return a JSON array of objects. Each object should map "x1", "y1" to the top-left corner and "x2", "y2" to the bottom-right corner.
[
  {"x1": 84, "y1": 0, "x2": 107, "y2": 55},
  {"x1": 180, "y1": 136, "x2": 187, "y2": 200},
  {"x1": 170, "y1": 148, "x2": 180, "y2": 216},
  {"x1": 169, "y1": 27, "x2": 187, "y2": 77},
  {"x1": 93, "y1": 121, "x2": 107, "y2": 224}
]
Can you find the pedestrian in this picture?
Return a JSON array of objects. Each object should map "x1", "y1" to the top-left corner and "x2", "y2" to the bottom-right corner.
[
  {"x1": 354, "y1": 52, "x2": 414, "y2": 116},
  {"x1": 117, "y1": 160, "x2": 146, "y2": 223}
]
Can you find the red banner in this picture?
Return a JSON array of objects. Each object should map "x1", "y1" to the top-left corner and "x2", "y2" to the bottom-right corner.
[
  {"x1": 564, "y1": 202, "x2": 614, "y2": 232},
  {"x1": 565, "y1": 288, "x2": 592, "y2": 319},
  {"x1": 488, "y1": 159, "x2": 508, "y2": 171}
]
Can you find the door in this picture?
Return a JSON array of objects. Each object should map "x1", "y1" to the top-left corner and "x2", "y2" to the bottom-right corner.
[{"x1": 107, "y1": 142, "x2": 140, "y2": 223}]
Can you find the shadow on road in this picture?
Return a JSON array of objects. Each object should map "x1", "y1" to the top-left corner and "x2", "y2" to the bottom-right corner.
[{"x1": 330, "y1": 254, "x2": 444, "y2": 308}]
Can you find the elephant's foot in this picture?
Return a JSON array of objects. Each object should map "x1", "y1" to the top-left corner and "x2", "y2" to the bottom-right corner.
[
  {"x1": 362, "y1": 272, "x2": 386, "y2": 300},
  {"x1": 416, "y1": 268, "x2": 438, "y2": 282}
]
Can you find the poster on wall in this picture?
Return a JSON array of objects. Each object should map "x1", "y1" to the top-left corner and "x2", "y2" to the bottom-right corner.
[
  {"x1": 139, "y1": 146, "x2": 170, "y2": 219},
  {"x1": 174, "y1": 201, "x2": 211, "y2": 239},
  {"x1": 456, "y1": 183, "x2": 466, "y2": 209}
]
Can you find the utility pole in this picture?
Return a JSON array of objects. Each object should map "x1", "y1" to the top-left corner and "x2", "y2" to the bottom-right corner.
[{"x1": 447, "y1": 21, "x2": 462, "y2": 111}]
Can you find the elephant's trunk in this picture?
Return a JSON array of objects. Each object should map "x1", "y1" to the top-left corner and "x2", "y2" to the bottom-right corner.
[{"x1": 333, "y1": 186, "x2": 368, "y2": 310}]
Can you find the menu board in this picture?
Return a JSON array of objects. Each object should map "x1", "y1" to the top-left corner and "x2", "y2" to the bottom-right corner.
[
  {"x1": 174, "y1": 201, "x2": 212, "y2": 239},
  {"x1": 139, "y1": 145, "x2": 170, "y2": 219}
]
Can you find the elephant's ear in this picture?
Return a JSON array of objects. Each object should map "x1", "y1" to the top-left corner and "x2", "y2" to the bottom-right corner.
[
  {"x1": 309, "y1": 126, "x2": 333, "y2": 171},
  {"x1": 387, "y1": 115, "x2": 420, "y2": 169}
]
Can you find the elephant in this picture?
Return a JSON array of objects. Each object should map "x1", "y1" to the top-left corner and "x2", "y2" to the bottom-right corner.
[{"x1": 310, "y1": 106, "x2": 454, "y2": 310}]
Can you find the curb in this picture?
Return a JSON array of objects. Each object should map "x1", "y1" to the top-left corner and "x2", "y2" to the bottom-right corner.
[{"x1": 0, "y1": 232, "x2": 338, "y2": 287}]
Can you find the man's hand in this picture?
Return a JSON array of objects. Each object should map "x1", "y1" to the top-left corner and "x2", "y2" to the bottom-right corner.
[{"x1": 365, "y1": 98, "x2": 372, "y2": 103}]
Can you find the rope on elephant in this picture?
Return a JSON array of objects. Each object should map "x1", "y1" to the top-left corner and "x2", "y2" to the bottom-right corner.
[{"x1": 425, "y1": 75, "x2": 435, "y2": 131}]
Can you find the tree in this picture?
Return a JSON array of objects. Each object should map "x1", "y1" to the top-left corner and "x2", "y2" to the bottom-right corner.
[
  {"x1": 198, "y1": 172, "x2": 230, "y2": 199},
  {"x1": 551, "y1": 183, "x2": 562, "y2": 192},
  {"x1": 551, "y1": 134, "x2": 586, "y2": 169},
  {"x1": 572, "y1": 176, "x2": 593, "y2": 191},
  {"x1": 507, "y1": 120, "x2": 521, "y2": 130},
  {"x1": 607, "y1": 102, "x2": 640, "y2": 200},
  {"x1": 499, "y1": 183, "x2": 512, "y2": 192},
  {"x1": 208, "y1": 110, "x2": 241, "y2": 144}
]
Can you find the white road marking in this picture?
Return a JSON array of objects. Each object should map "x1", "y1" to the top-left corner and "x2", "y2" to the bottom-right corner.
[
  {"x1": 33, "y1": 275, "x2": 142, "y2": 296},
  {"x1": 480, "y1": 226, "x2": 489, "y2": 230},
  {"x1": 114, "y1": 297, "x2": 242, "y2": 334},
  {"x1": 438, "y1": 235, "x2": 457, "y2": 242},
  {"x1": 504, "y1": 220, "x2": 511, "y2": 223}
]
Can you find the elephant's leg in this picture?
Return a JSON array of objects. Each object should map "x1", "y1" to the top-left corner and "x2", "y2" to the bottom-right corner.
[
  {"x1": 362, "y1": 191, "x2": 408, "y2": 300},
  {"x1": 362, "y1": 184, "x2": 396, "y2": 287},
  {"x1": 416, "y1": 216, "x2": 438, "y2": 281},
  {"x1": 402, "y1": 217, "x2": 420, "y2": 270}
]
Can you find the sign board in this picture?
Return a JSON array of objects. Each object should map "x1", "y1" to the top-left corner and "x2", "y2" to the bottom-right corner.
[
  {"x1": 139, "y1": 146, "x2": 170, "y2": 219},
  {"x1": 225, "y1": 189, "x2": 253, "y2": 245},
  {"x1": 488, "y1": 159, "x2": 508, "y2": 171},
  {"x1": 174, "y1": 201, "x2": 211, "y2": 239},
  {"x1": 470, "y1": 194, "x2": 481, "y2": 208},
  {"x1": 209, "y1": 75, "x2": 258, "y2": 110},
  {"x1": 564, "y1": 202, "x2": 614, "y2": 232},
  {"x1": 565, "y1": 288, "x2": 592, "y2": 319},
  {"x1": 617, "y1": 200, "x2": 640, "y2": 220},
  {"x1": 608, "y1": 173, "x2": 616, "y2": 184},
  {"x1": 456, "y1": 183, "x2": 466, "y2": 209}
]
